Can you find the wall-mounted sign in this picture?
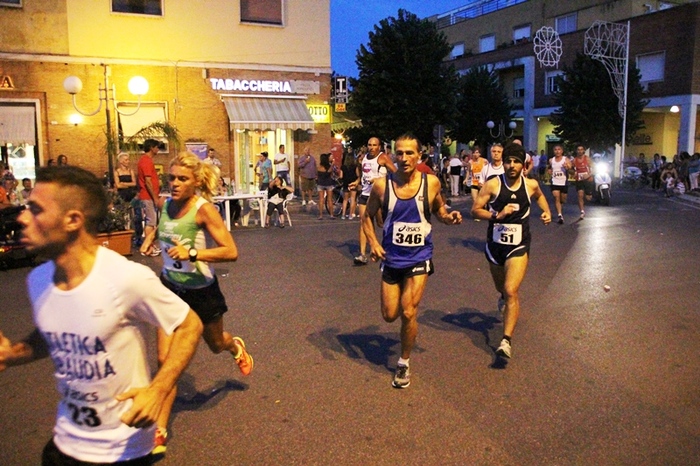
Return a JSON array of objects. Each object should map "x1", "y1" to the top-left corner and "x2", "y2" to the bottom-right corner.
[
  {"x1": 307, "y1": 104, "x2": 330, "y2": 124},
  {"x1": 291, "y1": 80, "x2": 320, "y2": 94},
  {"x1": 335, "y1": 103, "x2": 346, "y2": 112},
  {"x1": 209, "y1": 77, "x2": 320, "y2": 95},
  {"x1": 0, "y1": 75, "x2": 15, "y2": 89},
  {"x1": 210, "y1": 78, "x2": 292, "y2": 93}
]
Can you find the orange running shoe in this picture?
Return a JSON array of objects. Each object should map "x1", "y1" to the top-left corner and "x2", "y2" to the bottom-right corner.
[
  {"x1": 152, "y1": 427, "x2": 168, "y2": 455},
  {"x1": 232, "y1": 337, "x2": 254, "y2": 376}
]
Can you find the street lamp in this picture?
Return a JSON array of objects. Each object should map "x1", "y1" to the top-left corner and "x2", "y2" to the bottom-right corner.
[
  {"x1": 486, "y1": 120, "x2": 517, "y2": 140},
  {"x1": 63, "y1": 65, "x2": 149, "y2": 181}
]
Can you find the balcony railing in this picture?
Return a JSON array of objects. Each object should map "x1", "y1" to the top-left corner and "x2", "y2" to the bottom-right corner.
[{"x1": 436, "y1": 0, "x2": 530, "y2": 29}]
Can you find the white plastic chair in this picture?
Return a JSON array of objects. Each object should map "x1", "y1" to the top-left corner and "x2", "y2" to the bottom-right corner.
[{"x1": 281, "y1": 192, "x2": 294, "y2": 226}]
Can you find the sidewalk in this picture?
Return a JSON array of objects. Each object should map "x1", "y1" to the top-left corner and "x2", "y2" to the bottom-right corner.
[{"x1": 678, "y1": 190, "x2": 700, "y2": 206}]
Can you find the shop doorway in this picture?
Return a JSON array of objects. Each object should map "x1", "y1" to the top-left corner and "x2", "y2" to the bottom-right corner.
[
  {"x1": 0, "y1": 101, "x2": 41, "y2": 183},
  {"x1": 234, "y1": 129, "x2": 293, "y2": 193},
  {"x1": 2, "y1": 144, "x2": 38, "y2": 181}
]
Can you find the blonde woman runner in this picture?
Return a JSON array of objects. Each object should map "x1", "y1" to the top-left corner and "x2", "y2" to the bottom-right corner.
[{"x1": 153, "y1": 152, "x2": 254, "y2": 456}]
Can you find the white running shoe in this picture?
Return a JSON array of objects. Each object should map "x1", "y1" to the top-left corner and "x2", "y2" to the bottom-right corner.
[{"x1": 496, "y1": 338, "x2": 512, "y2": 358}]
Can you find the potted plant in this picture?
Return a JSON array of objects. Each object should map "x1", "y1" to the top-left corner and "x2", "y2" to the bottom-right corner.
[{"x1": 95, "y1": 190, "x2": 135, "y2": 255}]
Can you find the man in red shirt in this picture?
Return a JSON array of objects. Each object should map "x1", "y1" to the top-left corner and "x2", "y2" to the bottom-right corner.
[
  {"x1": 138, "y1": 139, "x2": 161, "y2": 256},
  {"x1": 0, "y1": 184, "x2": 10, "y2": 209},
  {"x1": 415, "y1": 153, "x2": 434, "y2": 174}
]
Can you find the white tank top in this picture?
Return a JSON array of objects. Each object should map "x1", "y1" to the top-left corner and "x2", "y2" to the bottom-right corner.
[
  {"x1": 550, "y1": 157, "x2": 568, "y2": 186},
  {"x1": 361, "y1": 153, "x2": 386, "y2": 196}
]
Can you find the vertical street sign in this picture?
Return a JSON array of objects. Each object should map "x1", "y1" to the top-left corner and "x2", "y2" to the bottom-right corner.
[{"x1": 334, "y1": 76, "x2": 348, "y2": 104}]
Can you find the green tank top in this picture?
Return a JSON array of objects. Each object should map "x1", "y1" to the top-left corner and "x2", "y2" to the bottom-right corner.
[{"x1": 158, "y1": 197, "x2": 215, "y2": 288}]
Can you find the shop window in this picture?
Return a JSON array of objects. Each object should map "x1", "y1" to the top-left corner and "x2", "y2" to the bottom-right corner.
[
  {"x1": 0, "y1": 0, "x2": 21, "y2": 7},
  {"x1": 555, "y1": 13, "x2": 577, "y2": 34},
  {"x1": 513, "y1": 24, "x2": 531, "y2": 43},
  {"x1": 117, "y1": 103, "x2": 169, "y2": 152},
  {"x1": 241, "y1": 0, "x2": 283, "y2": 26},
  {"x1": 513, "y1": 77, "x2": 525, "y2": 98},
  {"x1": 112, "y1": 0, "x2": 163, "y2": 16},
  {"x1": 480, "y1": 34, "x2": 495, "y2": 53},
  {"x1": 451, "y1": 43, "x2": 465, "y2": 60},
  {"x1": 637, "y1": 51, "x2": 665, "y2": 84},
  {"x1": 545, "y1": 70, "x2": 564, "y2": 95}
]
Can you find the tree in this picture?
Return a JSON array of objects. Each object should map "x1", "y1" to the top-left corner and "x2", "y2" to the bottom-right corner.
[
  {"x1": 550, "y1": 52, "x2": 648, "y2": 152},
  {"x1": 349, "y1": 9, "x2": 459, "y2": 145},
  {"x1": 452, "y1": 66, "x2": 513, "y2": 148}
]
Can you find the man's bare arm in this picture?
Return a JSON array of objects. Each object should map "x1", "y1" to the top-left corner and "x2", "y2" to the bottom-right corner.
[
  {"x1": 380, "y1": 154, "x2": 397, "y2": 173},
  {"x1": 471, "y1": 179, "x2": 498, "y2": 221},
  {"x1": 116, "y1": 310, "x2": 202, "y2": 428},
  {"x1": 362, "y1": 178, "x2": 386, "y2": 261},
  {"x1": 527, "y1": 178, "x2": 552, "y2": 225},
  {"x1": 428, "y1": 175, "x2": 462, "y2": 224},
  {"x1": 0, "y1": 329, "x2": 49, "y2": 371}
]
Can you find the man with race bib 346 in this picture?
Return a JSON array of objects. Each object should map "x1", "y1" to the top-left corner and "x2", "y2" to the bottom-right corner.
[{"x1": 363, "y1": 134, "x2": 462, "y2": 388}]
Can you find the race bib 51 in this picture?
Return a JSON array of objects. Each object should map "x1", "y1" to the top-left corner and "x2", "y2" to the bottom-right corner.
[{"x1": 492, "y1": 223, "x2": 522, "y2": 245}]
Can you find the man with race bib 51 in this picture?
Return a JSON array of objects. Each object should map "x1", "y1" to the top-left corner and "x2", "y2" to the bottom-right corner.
[{"x1": 471, "y1": 143, "x2": 551, "y2": 360}]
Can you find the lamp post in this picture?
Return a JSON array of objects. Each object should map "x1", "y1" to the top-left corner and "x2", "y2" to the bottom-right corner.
[
  {"x1": 63, "y1": 65, "x2": 149, "y2": 183},
  {"x1": 486, "y1": 120, "x2": 517, "y2": 141}
]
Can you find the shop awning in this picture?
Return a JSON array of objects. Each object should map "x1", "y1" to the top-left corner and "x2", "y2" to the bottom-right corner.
[
  {"x1": 0, "y1": 105, "x2": 36, "y2": 145},
  {"x1": 222, "y1": 97, "x2": 315, "y2": 131},
  {"x1": 331, "y1": 108, "x2": 362, "y2": 132}
]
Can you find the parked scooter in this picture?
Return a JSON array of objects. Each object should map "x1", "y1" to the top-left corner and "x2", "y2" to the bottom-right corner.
[{"x1": 594, "y1": 160, "x2": 612, "y2": 205}]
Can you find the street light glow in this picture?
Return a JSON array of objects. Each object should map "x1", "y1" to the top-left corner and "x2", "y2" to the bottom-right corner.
[{"x1": 128, "y1": 76, "x2": 149, "y2": 96}]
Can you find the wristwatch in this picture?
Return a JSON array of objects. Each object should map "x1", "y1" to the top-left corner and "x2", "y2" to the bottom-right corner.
[
  {"x1": 188, "y1": 247, "x2": 198, "y2": 262},
  {"x1": 491, "y1": 211, "x2": 498, "y2": 220}
]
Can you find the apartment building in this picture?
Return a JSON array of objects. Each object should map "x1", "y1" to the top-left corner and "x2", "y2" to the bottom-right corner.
[
  {"x1": 0, "y1": 0, "x2": 331, "y2": 191},
  {"x1": 432, "y1": 0, "x2": 700, "y2": 171}
]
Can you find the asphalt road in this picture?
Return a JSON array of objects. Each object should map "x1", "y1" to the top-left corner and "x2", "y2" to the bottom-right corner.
[{"x1": 1, "y1": 187, "x2": 699, "y2": 465}]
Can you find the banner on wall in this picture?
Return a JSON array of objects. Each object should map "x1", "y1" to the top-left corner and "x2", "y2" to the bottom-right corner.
[{"x1": 186, "y1": 143, "x2": 208, "y2": 161}]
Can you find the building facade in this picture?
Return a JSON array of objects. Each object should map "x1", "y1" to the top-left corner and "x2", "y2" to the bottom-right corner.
[
  {"x1": 432, "y1": 0, "x2": 700, "y2": 174},
  {"x1": 0, "y1": 0, "x2": 332, "y2": 191}
]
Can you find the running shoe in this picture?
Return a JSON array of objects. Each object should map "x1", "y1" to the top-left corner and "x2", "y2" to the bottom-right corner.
[
  {"x1": 496, "y1": 338, "x2": 512, "y2": 359},
  {"x1": 232, "y1": 337, "x2": 254, "y2": 376},
  {"x1": 308, "y1": 200, "x2": 317, "y2": 206},
  {"x1": 353, "y1": 254, "x2": 368, "y2": 265},
  {"x1": 143, "y1": 246, "x2": 161, "y2": 257},
  {"x1": 152, "y1": 427, "x2": 168, "y2": 456},
  {"x1": 497, "y1": 295, "x2": 505, "y2": 314},
  {"x1": 557, "y1": 215, "x2": 564, "y2": 224},
  {"x1": 392, "y1": 365, "x2": 411, "y2": 389},
  {"x1": 302, "y1": 200, "x2": 307, "y2": 206},
  {"x1": 579, "y1": 210, "x2": 585, "y2": 220}
]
